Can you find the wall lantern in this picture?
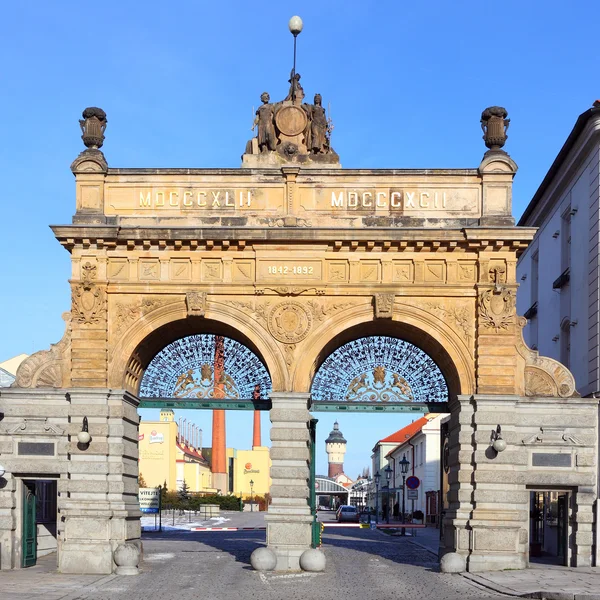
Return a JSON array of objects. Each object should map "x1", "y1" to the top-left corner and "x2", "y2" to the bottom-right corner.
[
  {"x1": 77, "y1": 416, "x2": 92, "y2": 446},
  {"x1": 490, "y1": 425, "x2": 506, "y2": 453}
]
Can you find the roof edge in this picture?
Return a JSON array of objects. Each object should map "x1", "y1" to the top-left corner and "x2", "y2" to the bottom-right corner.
[{"x1": 518, "y1": 103, "x2": 600, "y2": 226}]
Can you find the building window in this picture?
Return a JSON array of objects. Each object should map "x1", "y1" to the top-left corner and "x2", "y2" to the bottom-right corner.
[
  {"x1": 560, "y1": 318, "x2": 571, "y2": 369},
  {"x1": 530, "y1": 251, "x2": 539, "y2": 348}
]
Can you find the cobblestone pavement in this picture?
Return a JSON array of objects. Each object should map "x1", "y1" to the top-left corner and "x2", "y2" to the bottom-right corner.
[{"x1": 3, "y1": 527, "x2": 512, "y2": 600}]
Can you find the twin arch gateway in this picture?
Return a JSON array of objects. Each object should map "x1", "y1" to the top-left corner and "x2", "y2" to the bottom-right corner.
[{"x1": 0, "y1": 94, "x2": 597, "y2": 575}]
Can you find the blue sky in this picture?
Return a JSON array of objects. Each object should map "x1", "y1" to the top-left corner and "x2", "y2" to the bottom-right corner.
[{"x1": 1, "y1": 1, "x2": 598, "y2": 477}]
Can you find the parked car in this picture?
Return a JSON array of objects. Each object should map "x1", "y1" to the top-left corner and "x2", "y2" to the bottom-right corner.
[{"x1": 336, "y1": 505, "x2": 360, "y2": 522}]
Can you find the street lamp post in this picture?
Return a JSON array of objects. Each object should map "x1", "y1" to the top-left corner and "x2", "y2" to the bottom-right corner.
[
  {"x1": 250, "y1": 479, "x2": 254, "y2": 512},
  {"x1": 399, "y1": 456, "x2": 410, "y2": 536},
  {"x1": 384, "y1": 464, "x2": 392, "y2": 524},
  {"x1": 288, "y1": 16, "x2": 303, "y2": 102},
  {"x1": 374, "y1": 471, "x2": 381, "y2": 524}
]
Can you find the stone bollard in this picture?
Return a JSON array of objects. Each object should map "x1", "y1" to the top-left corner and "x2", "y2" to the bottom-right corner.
[
  {"x1": 113, "y1": 542, "x2": 140, "y2": 575},
  {"x1": 299, "y1": 548, "x2": 326, "y2": 572},
  {"x1": 250, "y1": 547, "x2": 277, "y2": 571},
  {"x1": 440, "y1": 552, "x2": 466, "y2": 573}
]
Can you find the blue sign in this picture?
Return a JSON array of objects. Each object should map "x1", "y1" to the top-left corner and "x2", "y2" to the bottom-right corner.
[{"x1": 406, "y1": 476, "x2": 420, "y2": 490}]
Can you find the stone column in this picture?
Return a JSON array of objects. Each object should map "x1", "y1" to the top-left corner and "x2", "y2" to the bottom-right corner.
[
  {"x1": 265, "y1": 392, "x2": 312, "y2": 571},
  {"x1": 59, "y1": 389, "x2": 141, "y2": 574}
]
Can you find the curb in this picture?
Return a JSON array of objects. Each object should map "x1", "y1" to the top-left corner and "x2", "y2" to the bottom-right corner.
[
  {"x1": 461, "y1": 573, "x2": 600, "y2": 600},
  {"x1": 191, "y1": 526, "x2": 266, "y2": 531}
]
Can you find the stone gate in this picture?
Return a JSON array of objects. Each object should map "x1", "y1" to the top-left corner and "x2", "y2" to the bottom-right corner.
[{"x1": 0, "y1": 86, "x2": 597, "y2": 574}]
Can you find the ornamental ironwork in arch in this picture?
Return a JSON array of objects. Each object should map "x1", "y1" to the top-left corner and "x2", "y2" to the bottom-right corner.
[
  {"x1": 139, "y1": 334, "x2": 272, "y2": 400},
  {"x1": 310, "y1": 336, "x2": 448, "y2": 403}
]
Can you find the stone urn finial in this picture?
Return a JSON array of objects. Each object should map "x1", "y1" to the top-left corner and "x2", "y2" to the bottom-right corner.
[
  {"x1": 481, "y1": 106, "x2": 509, "y2": 151},
  {"x1": 79, "y1": 107, "x2": 107, "y2": 150}
]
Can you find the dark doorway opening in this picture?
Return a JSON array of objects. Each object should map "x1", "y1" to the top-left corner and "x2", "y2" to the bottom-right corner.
[
  {"x1": 529, "y1": 490, "x2": 569, "y2": 566},
  {"x1": 21, "y1": 479, "x2": 58, "y2": 568}
]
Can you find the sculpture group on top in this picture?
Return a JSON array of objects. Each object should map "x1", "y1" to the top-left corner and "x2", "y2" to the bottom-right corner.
[{"x1": 243, "y1": 72, "x2": 340, "y2": 167}]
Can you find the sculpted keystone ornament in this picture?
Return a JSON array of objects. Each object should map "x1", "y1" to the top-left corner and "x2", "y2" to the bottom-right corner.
[{"x1": 268, "y1": 301, "x2": 313, "y2": 344}]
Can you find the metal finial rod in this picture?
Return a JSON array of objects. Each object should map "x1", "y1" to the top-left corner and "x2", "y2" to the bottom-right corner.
[{"x1": 288, "y1": 16, "x2": 303, "y2": 103}]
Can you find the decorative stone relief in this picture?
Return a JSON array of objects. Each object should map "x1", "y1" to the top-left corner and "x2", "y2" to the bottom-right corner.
[
  {"x1": 13, "y1": 312, "x2": 71, "y2": 388},
  {"x1": 488, "y1": 262, "x2": 507, "y2": 284},
  {"x1": 522, "y1": 427, "x2": 583, "y2": 446},
  {"x1": 478, "y1": 286, "x2": 515, "y2": 332},
  {"x1": 267, "y1": 217, "x2": 311, "y2": 227},
  {"x1": 72, "y1": 262, "x2": 106, "y2": 324},
  {"x1": 425, "y1": 302, "x2": 472, "y2": 346},
  {"x1": 516, "y1": 317, "x2": 577, "y2": 398},
  {"x1": 268, "y1": 301, "x2": 313, "y2": 344},
  {"x1": 114, "y1": 298, "x2": 178, "y2": 338},
  {"x1": 306, "y1": 300, "x2": 354, "y2": 322},
  {"x1": 256, "y1": 286, "x2": 325, "y2": 296},
  {"x1": 374, "y1": 293, "x2": 394, "y2": 319},
  {"x1": 2, "y1": 418, "x2": 64, "y2": 436},
  {"x1": 284, "y1": 344, "x2": 296, "y2": 367},
  {"x1": 186, "y1": 291, "x2": 207, "y2": 317}
]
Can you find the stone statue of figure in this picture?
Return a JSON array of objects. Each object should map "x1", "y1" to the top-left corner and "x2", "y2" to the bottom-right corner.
[
  {"x1": 310, "y1": 94, "x2": 328, "y2": 154},
  {"x1": 285, "y1": 71, "x2": 304, "y2": 103},
  {"x1": 253, "y1": 92, "x2": 276, "y2": 153}
]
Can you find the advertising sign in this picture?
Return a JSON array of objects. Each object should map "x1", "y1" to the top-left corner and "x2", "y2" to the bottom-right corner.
[{"x1": 139, "y1": 487, "x2": 161, "y2": 514}]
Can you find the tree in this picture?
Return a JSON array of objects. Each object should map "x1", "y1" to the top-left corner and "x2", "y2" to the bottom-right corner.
[
  {"x1": 138, "y1": 472, "x2": 147, "y2": 487},
  {"x1": 178, "y1": 480, "x2": 191, "y2": 502}
]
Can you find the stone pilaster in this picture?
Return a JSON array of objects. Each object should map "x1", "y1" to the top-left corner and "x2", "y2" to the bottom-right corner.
[
  {"x1": 265, "y1": 392, "x2": 312, "y2": 571},
  {"x1": 59, "y1": 389, "x2": 141, "y2": 574}
]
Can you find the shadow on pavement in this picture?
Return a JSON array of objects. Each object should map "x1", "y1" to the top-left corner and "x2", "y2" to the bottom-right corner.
[
  {"x1": 322, "y1": 527, "x2": 441, "y2": 571},
  {"x1": 141, "y1": 529, "x2": 265, "y2": 568}
]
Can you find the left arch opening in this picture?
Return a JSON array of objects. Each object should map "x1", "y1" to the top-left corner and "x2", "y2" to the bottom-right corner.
[{"x1": 139, "y1": 334, "x2": 272, "y2": 400}]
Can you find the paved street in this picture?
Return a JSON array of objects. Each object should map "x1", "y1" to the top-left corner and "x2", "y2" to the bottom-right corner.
[{"x1": 2, "y1": 517, "x2": 512, "y2": 600}]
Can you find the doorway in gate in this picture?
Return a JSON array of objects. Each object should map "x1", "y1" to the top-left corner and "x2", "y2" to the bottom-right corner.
[
  {"x1": 21, "y1": 479, "x2": 58, "y2": 568},
  {"x1": 529, "y1": 490, "x2": 570, "y2": 566}
]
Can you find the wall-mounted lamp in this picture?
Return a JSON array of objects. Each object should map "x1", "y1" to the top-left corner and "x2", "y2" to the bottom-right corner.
[
  {"x1": 77, "y1": 416, "x2": 92, "y2": 446},
  {"x1": 490, "y1": 425, "x2": 506, "y2": 453}
]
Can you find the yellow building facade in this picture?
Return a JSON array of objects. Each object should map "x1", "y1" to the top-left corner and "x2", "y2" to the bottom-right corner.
[
  {"x1": 139, "y1": 409, "x2": 271, "y2": 496},
  {"x1": 139, "y1": 409, "x2": 212, "y2": 492}
]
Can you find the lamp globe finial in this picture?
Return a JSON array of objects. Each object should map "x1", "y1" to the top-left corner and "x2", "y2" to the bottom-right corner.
[{"x1": 289, "y1": 16, "x2": 303, "y2": 36}]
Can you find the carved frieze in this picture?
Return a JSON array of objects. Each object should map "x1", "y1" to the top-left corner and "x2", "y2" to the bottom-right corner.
[
  {"x1": 374, "y1": 293, "x2": 394, "y2": 319},
  {"x1": 478, "y1": 286, "x2": 516, "y2": 332}
]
